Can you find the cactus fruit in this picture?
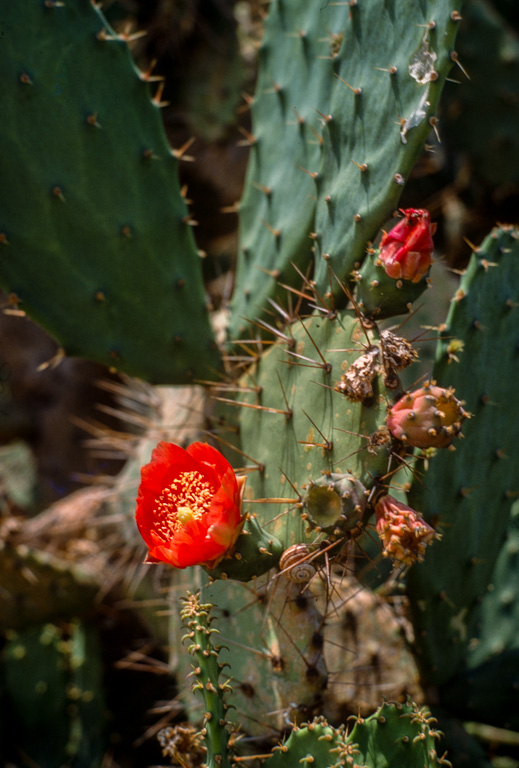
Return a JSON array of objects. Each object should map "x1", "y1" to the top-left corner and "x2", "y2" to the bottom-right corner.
[
  {"x1": 387, "y1": 383, "x2": 469, "y2": 449},
  {"x1": 0, "y1": 0, "x2": 219, "y2": 383},
  {"x1": 375, "y1": 495, "x2": 439, "y2": 566},
  {"x1": 377, "y1": 209, "x2": 436, "y2": 283}
]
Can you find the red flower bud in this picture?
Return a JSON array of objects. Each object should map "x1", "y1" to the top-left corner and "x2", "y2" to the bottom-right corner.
[
  {"x1": 135, "y1": 441, "x2": 245, "y2": 569},
  {"x1": 379, "y1": 208, "x2": 436, "y2": 283},
  {"x1": 375, "y1": 495, "x2": 438, "y2": 566}
]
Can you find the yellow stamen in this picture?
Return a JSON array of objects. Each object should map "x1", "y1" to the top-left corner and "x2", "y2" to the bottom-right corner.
[{"x1": 154, "y1": 470, "x2": 215, "y2": 540}]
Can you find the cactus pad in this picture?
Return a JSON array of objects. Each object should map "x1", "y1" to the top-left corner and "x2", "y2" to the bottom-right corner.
[{"x1": 0, "y1": 0, "x2": 219, "y2": 383}]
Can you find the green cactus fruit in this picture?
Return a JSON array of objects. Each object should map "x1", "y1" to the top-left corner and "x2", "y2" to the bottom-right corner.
[
  {"x1": 406, "y1": 224, "x2": 519, "y2": 686},
  {"x1": 180, "y1": 592, "x2": 234, "y2": 768},
  {"x1": 302, "y1": 472, "x2": 367, "y2": 535},
  {"x1": 0, "y1": 0, "x2": 219, "y2": 384},
  {"x1": 354, "y1": 248, "x2": 431, "y2": 319},
  {"x1": 266, "y1": 701, "x2": 451, "y2": 768},
  {"x1": 205, "y1": 514, "x2": 284, "y2": 582},
  {"x1": 3, "y1": 620, "x2": 106, "y2": 767}
]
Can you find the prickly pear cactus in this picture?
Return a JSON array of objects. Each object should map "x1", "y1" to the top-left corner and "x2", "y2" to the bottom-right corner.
[{"x1": 0, "y1": 0, "x2": 219, "y2": 384}]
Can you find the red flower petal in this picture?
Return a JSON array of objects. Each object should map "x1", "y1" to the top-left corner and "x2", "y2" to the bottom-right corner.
[
  {"x1": 379, "y1": 209, "x2": 435, "y2": 283},
  {"x1": 135, "y1": 441, "x2": 245, "y2": 569}
]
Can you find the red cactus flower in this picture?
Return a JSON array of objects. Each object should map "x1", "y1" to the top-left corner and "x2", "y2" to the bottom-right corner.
[
  {"x1": 379, "y1": 208, "x2": 436, "y2": 283},
  {"x1": 387, "y1": 382, "x2": 468, "y2": 449},
  {"x1": 135, "y1": 441, "x2": 246, "y2": 569},
  {"x1": 375, "y1": 495, "x2": 438, "y2": 566}
]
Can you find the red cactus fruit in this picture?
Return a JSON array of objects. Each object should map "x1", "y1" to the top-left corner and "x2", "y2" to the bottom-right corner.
[
  {"x1": 135, "y1": 441, "x2": 246, "y2": 569},
  {"x1": 379, "y1": 208, "x2": 436, "y2": 283},
  {"x1": 387, "y1": 382, "x2": 469, "y2": 449},
  {"x1": 375, "y1": 495, "x2": 438, "y2": 565}
]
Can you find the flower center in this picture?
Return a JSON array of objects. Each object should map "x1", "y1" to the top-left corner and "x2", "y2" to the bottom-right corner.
[{"x1": 154, "y1": 470, "x2": 215, "y2": 540}]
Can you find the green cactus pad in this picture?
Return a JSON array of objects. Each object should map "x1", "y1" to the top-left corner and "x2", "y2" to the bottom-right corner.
[
  {"x1": 443, "y1": 0, "x2": 519, "y2": 187},
  {"x1": 0, "y1": 543, "x2": 98, "y2": 631},
  {"x1": 228, "y1": 0, "x2": 345, "y2": 340},
  {"x1": 171, "y1": 310, "x2": 399, "y2": 734},
  {"x1": 3, "y1": 620, "x2": 106, "y2": 767},
  {"x1": 0, "y1": 0, "x2": 219, "y2": 383},
  {"x1": 309, "y1": 0, "x2": 461, "y2": 297},
  {"x1": 230, "y1": 309, "x2": 391, "y2": 551},
  {"x1": 230, "y1": 0, "x2": 462, "y2": 338},
  {"x1": 198, "y1": 574, "x2": 329, "y2": 737},
  {"x1": 437, "y1": 500, "x2": 519, "y2": 730},
  {"x1": 406, "y1": 225, "x2": 519, "y2": 685},
  {"x1": 266, "y1": 701, "x2": 451, "y2": 768}
]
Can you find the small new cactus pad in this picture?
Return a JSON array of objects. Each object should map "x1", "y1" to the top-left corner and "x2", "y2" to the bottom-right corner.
[
  {"x1": 0, "y1": 1, "x2": 219, "y2": 383},
  {"x1": 406, "y1": 225, "x2": 519, "y2": 685},
  {"x1": 180, "y1": 592, "x2": 234, "y2": 768}
]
